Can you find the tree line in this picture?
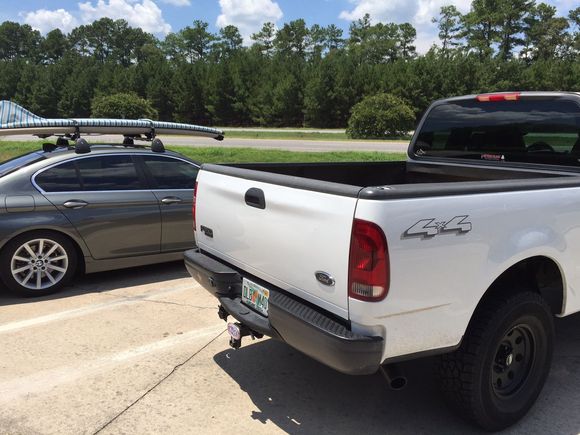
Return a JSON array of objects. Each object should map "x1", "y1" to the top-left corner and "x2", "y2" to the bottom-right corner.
[{"x1": 0, "y1": 0, "x2": 578, "y2": 128}]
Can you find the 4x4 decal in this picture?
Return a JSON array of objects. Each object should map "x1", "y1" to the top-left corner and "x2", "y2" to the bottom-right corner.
[{"x1": 404, "y1": 215, "x2": 472, "y2": 239}]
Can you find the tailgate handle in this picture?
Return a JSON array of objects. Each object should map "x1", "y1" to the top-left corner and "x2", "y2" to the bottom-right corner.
[{"x1": 245, "y1": 188, "x2": 266, "y2": 209}]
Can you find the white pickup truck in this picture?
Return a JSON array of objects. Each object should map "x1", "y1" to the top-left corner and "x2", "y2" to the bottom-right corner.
[{"x1": 185, "y1": 92, "x2": 580, "y2": 430}]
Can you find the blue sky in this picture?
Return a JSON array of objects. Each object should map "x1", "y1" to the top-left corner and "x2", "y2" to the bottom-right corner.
[{"x1": 5, "y1": 0, "x2": 575, "y2": 52}]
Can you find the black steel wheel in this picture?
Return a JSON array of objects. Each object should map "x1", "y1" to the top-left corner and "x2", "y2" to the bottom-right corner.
[
  {"x1": 492, "y1": 325, "x2": 536, "y2": 398},
  {"x1": 439, "y1": 291, "x2": 554, "y2": 431}
]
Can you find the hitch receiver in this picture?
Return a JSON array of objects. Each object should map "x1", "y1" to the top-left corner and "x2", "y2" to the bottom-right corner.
[
  {"x1": 217, "y1": 305, "x2": 229, "y2": 321},
  {"x1": 226, "y1": 322, "x2": 264, "y2": 349}
]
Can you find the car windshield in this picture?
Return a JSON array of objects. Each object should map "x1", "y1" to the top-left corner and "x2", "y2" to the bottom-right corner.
[
  {"x1": 0, "y1": 152, "x2": 45, "y2": 178},
  {"x1": 413, "y1": 98, "x2": 580, "y2": 167}
]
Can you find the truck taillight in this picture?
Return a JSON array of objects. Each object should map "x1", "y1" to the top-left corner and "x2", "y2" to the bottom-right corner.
[
  {"x1": 348, "y1": 219, "x2": 389, "y2": 302},
  {"x1": 192, "y1": 181, "x2": 198, "y2": 231}
]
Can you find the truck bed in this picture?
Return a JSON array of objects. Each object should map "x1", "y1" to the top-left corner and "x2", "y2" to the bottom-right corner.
[
  {"x1": 204, "y1": 160, "x2": 579, "y2": 202},
  {"x1": 229, "y1": 161, "x2": 569, "y2": 187}
]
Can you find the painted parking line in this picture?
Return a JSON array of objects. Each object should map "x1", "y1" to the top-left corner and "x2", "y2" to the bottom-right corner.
[{"x1": 0, "y1": 283, "x2": 200, "y2": 334}]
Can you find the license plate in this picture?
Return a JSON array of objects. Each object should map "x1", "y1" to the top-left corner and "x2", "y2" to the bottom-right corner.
[{"x1": 241, "y1": 278, "x2": 270, "y2": 316}]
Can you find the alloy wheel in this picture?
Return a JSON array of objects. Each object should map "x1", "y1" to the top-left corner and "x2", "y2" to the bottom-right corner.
[{"x1": 10, "y1": 238, "x2": 69, "y2": 290}]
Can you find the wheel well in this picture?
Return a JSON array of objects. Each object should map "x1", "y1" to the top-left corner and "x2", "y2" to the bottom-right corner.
[
  {"x1": 1, "y1": 229, "x2": 85, "y2": 275},
  {"x1": 478, "y1": 256, "x2": 564, "y2": 316}
]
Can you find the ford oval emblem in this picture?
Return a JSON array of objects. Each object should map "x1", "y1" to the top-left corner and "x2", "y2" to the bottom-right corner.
[{"x1": 315, "y1": 271, "x2": 335, "y2": 287}]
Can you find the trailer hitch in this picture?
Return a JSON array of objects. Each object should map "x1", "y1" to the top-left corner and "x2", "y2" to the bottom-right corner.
[{"x1": 227, "y1": 322, "x2": 263, "y2": 349}]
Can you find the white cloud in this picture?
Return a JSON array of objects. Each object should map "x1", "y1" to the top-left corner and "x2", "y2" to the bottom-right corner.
[
  {"x1": 340, "y1": 0, "x2": 472, "y2": 53},
  {"x1": 414, "y1": 1, "x2": 471, "y2": 52},
  {"x1": 339, "y1": 0, "x2": 413, "y2": 23},
  {"x1": 78, "y1": 0, "x2": 172, "y2": 34},
  {"x1": 23, "y1": 9, "x2": 78, "y2": 34},
  {"x1": 414, "y1": 30, "x2": 439, "y2": 53},
  {"x1": 21, "y1": 0, "x2": 172, "y2": 35},
  {"x1": 414, "y1": 0, "x2": 471, "y2": 24},
  {"x1": 217, "y1": 0, "x2": 283, "y2": 44},
  {"x1": 160, "y1": 0, "x2": 191, "y2": 6}
]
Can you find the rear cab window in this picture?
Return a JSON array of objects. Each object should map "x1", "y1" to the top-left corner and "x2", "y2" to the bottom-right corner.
[{"x1": 413, "y1": 95, "x2": 580, "y2": 168}]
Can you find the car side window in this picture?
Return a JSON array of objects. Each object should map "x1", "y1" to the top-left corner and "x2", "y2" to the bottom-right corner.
[
  {"x1": 77, "y1": 155, "x2": 143, "y2": 191},
  {"x1": 142, "y1": 156, "x2": 198, "y2": 189},
  {"x1": 35, "y1": 161, "x2": 82, "y2": 192}
]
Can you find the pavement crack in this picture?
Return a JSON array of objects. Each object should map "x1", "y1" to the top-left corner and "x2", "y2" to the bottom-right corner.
[{"x1": 91, "y1": 329, "x2": 226, "y2": 435}]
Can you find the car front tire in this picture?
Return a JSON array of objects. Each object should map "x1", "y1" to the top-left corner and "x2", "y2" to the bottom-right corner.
[
  {"x1": 0, "y1": 231, "x2": 78, "y2": 297},
  {"x1": 439, "y1": 291, "x2": 554, "y2": 431}
]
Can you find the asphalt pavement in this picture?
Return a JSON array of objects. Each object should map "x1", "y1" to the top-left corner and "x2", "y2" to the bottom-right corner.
[
  {"x1": 1, "y1": 263, "x2": 579, "y2": 434},
  {"x1": 1, "y1": 134, "x2": 409, "y2": 153}
]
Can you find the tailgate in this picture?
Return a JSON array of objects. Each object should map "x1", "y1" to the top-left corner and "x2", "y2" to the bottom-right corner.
[{"x1": 195, "y1": 169, "x2": 359, "y2": 318}]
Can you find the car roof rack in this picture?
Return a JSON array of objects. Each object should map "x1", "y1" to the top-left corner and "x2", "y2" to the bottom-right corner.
[
  {"x1": 43, "y1": 136, "x2": 168, "y2": 154},
  {"x1": 0, "y1": 101, "x2": 224, "y2": 154}
]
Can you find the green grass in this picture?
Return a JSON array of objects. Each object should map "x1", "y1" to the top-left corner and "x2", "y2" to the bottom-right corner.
[
  {"x1": 0, "y1": 141, "x2": 39, "y2": 162},
  {"x1": 221, "y1": 130, "x2": 411, "y2": 142},
  {"x1": 169, "y1": 146, "x2": 405, "y2": 163},
  {"x1": 524, "y1": 133, "x2": 578, "y2": 151},
  {"x1": 0, "y1": 140, "x2": 406, "y2": 164}
]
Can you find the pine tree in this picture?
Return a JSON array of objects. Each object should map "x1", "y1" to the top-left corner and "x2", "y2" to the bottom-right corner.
[{"x1": 433, "y1": 5, "x2": 464, "y2": 53}]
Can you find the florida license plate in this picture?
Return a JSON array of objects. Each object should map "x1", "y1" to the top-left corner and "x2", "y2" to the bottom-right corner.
[{"x1": 241, "y1": 278, "x2": 270, "y2": 316}]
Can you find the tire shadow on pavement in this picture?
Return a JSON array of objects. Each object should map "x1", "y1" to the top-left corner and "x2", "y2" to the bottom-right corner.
[
  {"x1": 212, "y1": 317, "x2": 580, "y2": 435},
  {"x1": 0, "y1": 260, "x2": 189, "y2": 306}
]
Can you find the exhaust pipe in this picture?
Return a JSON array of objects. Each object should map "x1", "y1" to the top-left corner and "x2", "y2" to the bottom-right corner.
[{"x1": 379, "y1": 364, "x2": 407, "y2": 390}]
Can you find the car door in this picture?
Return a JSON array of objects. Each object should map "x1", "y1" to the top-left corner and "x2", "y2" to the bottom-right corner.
[
  {"x1": 34, "y1": 154, "x2": 161, "y2": 260},
  {"x1": 138, "y1": 155, "x2": 199, "y2": 252}
]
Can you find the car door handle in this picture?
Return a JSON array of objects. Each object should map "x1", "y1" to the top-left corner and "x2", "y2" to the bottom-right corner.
[
  {"x1": 63, "y1": 200, "x2": 88, "y2": 209},
  {"x1": 161, "y1": 196, "x2": 183, "y2": 205}
]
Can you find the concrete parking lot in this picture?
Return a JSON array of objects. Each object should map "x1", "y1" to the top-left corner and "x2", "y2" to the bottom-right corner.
[{"x1": 1, "y1": 262, "x2": 579, "y2": 434}]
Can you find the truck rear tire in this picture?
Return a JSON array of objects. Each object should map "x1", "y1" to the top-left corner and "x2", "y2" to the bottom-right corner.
[{"x1": 439, "y1": 291, "x2": 554, "y2": 431}]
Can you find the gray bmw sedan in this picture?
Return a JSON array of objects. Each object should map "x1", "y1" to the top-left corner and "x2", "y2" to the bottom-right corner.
[{"x1": 0, "y1": 143, "x2": 199, "y2": 297}]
